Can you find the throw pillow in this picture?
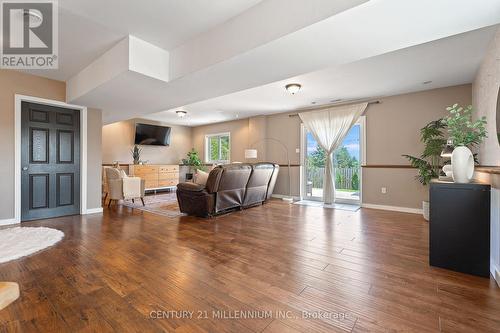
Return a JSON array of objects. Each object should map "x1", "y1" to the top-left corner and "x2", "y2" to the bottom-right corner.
[{"x1": 194, "y1": 169, "x2": 209, "y2": 186}]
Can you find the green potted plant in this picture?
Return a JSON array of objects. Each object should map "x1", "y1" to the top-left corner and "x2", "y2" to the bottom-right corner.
[
  {"x1": 441, "y1": 104, "x2": 487, "y2": 183},
  {"x1": 403, "y1": 119, "x2": 447, "y2": 220},
  {"x1": 131, "y1": 145, "x2": 142, "y2": 165},
  {"x1": 182, "y1": 149, "x2": 205, "y2": 179}
]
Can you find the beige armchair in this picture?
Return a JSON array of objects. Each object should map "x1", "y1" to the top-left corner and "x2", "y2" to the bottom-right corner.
[{"x1": 105, "y1": 167, "x2": 145, "y2": 207}]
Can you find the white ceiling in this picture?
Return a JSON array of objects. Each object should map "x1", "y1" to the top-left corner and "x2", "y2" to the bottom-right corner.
[
  {"x1": 25, "y1": 0, "x2": 263, "y2": 81},
  {"x1": 59, "y1": 0, "x2": 263, "y2": 50},
  {"x1": 17, "y1": 0, "x2": 500, "y2": 126},
  {"x1": 68, "y1": 0, "x2": 500, "y2": 125},
  {"x1": 143, "y1": 26, "x2": 498, "y2": 126},
  {"x1": 24, "y1": 8, "x2": 124, "y2": 81}
]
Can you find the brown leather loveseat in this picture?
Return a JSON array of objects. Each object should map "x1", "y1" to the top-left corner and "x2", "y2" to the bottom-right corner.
[{"x1": 176, "y1": 163, "x2": 279, "y2": 217}]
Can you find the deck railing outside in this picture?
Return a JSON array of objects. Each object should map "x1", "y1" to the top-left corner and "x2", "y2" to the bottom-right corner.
[{"x1": 307, "y1": 167, "x2": 360, "y2": 191}]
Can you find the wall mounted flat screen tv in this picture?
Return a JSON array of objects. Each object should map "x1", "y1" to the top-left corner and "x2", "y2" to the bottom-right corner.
[{"x1": 134, "y1": 123, "x2": 171, "y2": 146}]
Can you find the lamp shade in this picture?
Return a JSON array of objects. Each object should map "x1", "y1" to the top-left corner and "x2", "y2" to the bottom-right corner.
[{"x1": 244, "y1": 149, "x2": 257, "y2": 159}]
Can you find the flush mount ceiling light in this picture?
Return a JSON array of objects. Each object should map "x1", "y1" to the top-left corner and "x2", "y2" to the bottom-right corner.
[
  {"x1": 176, "y1": 110, "x2": 187, "y2": 118},
  {"x1": 285, "y1": 83, "x2": 301, "y2": 95}
]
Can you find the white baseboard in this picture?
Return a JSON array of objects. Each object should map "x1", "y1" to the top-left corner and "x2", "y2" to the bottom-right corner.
[
  {"x1": 272, "y1": 197, "x2": 423, "y2": 215},
  {"x1": 361, "y1": 203, "x2": 423, "y2": 215},
  {"x1": 84, "y1": 207, "x2": 103, "y2": 214},
  {"x1": 1, "y1": 208, "x2": 103, "y2": 225},
  {"x1": 272, "y1": 194, "x2": 301, "y2": 201},
  {"x1": 491, "y1": 260, "x2": 500, "y2": 288},
  {"x1": 0, "y1": 218, "x2": 20, "y2": 226}
]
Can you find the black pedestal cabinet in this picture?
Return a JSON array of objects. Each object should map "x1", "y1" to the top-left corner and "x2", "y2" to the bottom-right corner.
[{"x1": 429, "y1": 180, "x2": 490, "y2": 277}]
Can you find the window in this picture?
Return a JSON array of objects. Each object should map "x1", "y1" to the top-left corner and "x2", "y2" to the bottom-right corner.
[{"x1": 205, "y1": 133, "x2": 230, "y2": 163}]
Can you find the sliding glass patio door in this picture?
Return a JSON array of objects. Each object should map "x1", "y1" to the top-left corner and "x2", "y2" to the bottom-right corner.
[
  {"x1": 334, "y1": 122, "x2": 362, "y2": 204},
  {"x1": 301, "y1": 117, "x2": 364, "y2": 204},
  {"x1": 303, "y1": 131, "x2": 324, "y2": 201}
]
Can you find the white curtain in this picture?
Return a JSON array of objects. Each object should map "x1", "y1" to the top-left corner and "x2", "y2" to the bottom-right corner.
[{"x1": 299, "y1": 103, "x2": 367, "y2": 204}]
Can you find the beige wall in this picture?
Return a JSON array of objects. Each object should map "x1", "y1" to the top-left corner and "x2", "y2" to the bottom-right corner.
[
  {"x1": 102, "y1": 118, "x2": 192, "y2": 165},
  {"x1": 472, "y1": 27, "x2": 500, "y2": 283},
  {"x1": 190, "y1": 114, "x2": 302, "y2": 196},
  {"x1": 363, "y1": 84, "x2": 472, "y2": 208},
  {"x1": 0, "y1": 70, "x2": 103, "y2": 220},
  {"x1": 191, "y1": 118, "x2": 249, "y2": 163},
  {"x1": 0, "y1": 70, "x2": 66, "y2": 220},
  {"x1": 189, "y1": 85, "x2": 472, "y2": 202},
  {"x1": 265, "y1": 112, "x2": 302, "y2": 196},
  {"x1": 266, "y1": 112, "x2": 302, "y2": 165},
  {"x1": 248, "y1": 116, "x2": 267, "y2": 161},
  {"x1": 474, "y1": 28, "x2": 500, "y2": 166}
]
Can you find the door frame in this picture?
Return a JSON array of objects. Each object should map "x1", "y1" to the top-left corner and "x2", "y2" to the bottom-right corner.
[
  {"x1": 334, "y1": 116, "x2": 366, "y2": 205},
  {"x1": 14, "y1": 94, "x2": 88, "y2": 223},
  {"x1": 300, "y1": 123, "x2": 322, "y2": 201},
  {"x1": 300, "y1": 116, "x2": 366, "y2": 204}
]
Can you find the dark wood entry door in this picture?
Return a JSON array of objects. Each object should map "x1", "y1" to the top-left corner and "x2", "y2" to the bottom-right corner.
[{"x1": 21, "y1": 102, "x2": 80, "y2": 221}]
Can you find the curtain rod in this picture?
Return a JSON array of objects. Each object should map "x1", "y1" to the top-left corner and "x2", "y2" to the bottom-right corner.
[{"x1": 288, "y1": 100, "x2": 380, "y2": 117}]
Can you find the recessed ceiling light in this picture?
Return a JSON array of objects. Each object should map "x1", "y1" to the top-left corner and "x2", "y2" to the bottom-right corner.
[
  {"x1": 285, "y1": 83, "x2": 301, "y2": 95},
  {"x1": 311, "y1": 101, "x2": 316, "y2": 105},
  {"x1": 423, "y1": 80, "x2": 432, "y2": 85},
  {"x1": 176, "y1": 110, "x2": 187, "y2": 118}
]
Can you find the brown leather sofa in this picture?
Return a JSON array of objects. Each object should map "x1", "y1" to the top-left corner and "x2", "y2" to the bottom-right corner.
[
  {"x1": 176, "y1": 163, "x2": 279, "y2": 217},
  {"x1": 266, "y1": 164, "x2": 279, "y2": 200},
  {"x1": 243, "y1": 163, "x2": 276, "y2": 207}
]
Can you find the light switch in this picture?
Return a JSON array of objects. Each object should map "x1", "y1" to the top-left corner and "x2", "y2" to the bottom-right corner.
[{"x1": 295, "y1": 148, "x2": 300, "y2": 153}]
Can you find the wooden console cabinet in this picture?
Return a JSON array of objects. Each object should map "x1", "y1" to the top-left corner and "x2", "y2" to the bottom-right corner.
[{"x1": 129, "y1": 164, "x2": 179, "y2": 190}]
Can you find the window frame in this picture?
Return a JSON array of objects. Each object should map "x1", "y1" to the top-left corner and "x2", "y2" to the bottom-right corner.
[{"x1": 205, "y1": 132, "x2": 231, "y2": 163}]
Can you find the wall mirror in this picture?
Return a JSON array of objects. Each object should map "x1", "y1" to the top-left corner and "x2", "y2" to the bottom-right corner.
[
  {"x1": 497, "y1": 88, "x2": 500, "y2": 144},
  {"x1": 497, "y1": 86, "x2": 500, "y2": 145}
]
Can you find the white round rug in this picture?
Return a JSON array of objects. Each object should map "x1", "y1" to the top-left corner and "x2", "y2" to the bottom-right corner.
[{"x1": 0, "y1": 227, "x2": 64, "y2": 264}]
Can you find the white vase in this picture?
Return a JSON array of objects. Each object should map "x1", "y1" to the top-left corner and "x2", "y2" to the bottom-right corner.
[
  {"x1": 451, "y1": 146, "x2": 474, "y2": 183},
  {"x1": 422, "y1": 201, "x2": 429, "y2": 221}
]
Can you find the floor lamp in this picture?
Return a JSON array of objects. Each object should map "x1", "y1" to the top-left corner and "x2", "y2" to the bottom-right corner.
[{"x1": 245, "y1": 138, "x2": 293, "y2": 202}]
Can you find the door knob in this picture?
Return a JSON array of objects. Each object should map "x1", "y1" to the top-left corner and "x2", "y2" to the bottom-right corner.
[{"x1": 22, "y1": 167, "x2": 28, "y2": 171}]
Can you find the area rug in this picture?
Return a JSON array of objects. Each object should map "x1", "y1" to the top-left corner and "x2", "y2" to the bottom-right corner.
[
  {"x1": 121, "y1": 192, "x2": 186, "y2": 218},
  {"x1": 294, "y1": 200, "x2": 360, "y2": 212},
  {"x1": 0, "y1": 227, "x2": 64, "y2": 264}
]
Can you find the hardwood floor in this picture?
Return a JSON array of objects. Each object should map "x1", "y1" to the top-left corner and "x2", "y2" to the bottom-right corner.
[{"x1": 0, "y1": 200, "x2": 499, "y2": 332}]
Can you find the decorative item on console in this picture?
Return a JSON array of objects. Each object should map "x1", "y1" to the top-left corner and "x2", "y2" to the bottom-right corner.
[
  {"x1": 131, "y1": 145, "x2": 142, "y2": 165},
  {"x1": 442, "y1": 104, "x2": 487, "y2": 184}
]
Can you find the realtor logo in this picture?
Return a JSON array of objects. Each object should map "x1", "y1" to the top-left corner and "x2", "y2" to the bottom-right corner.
[{"x1": 1, "y1": 0, "x2": 58, "y2": 69}]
